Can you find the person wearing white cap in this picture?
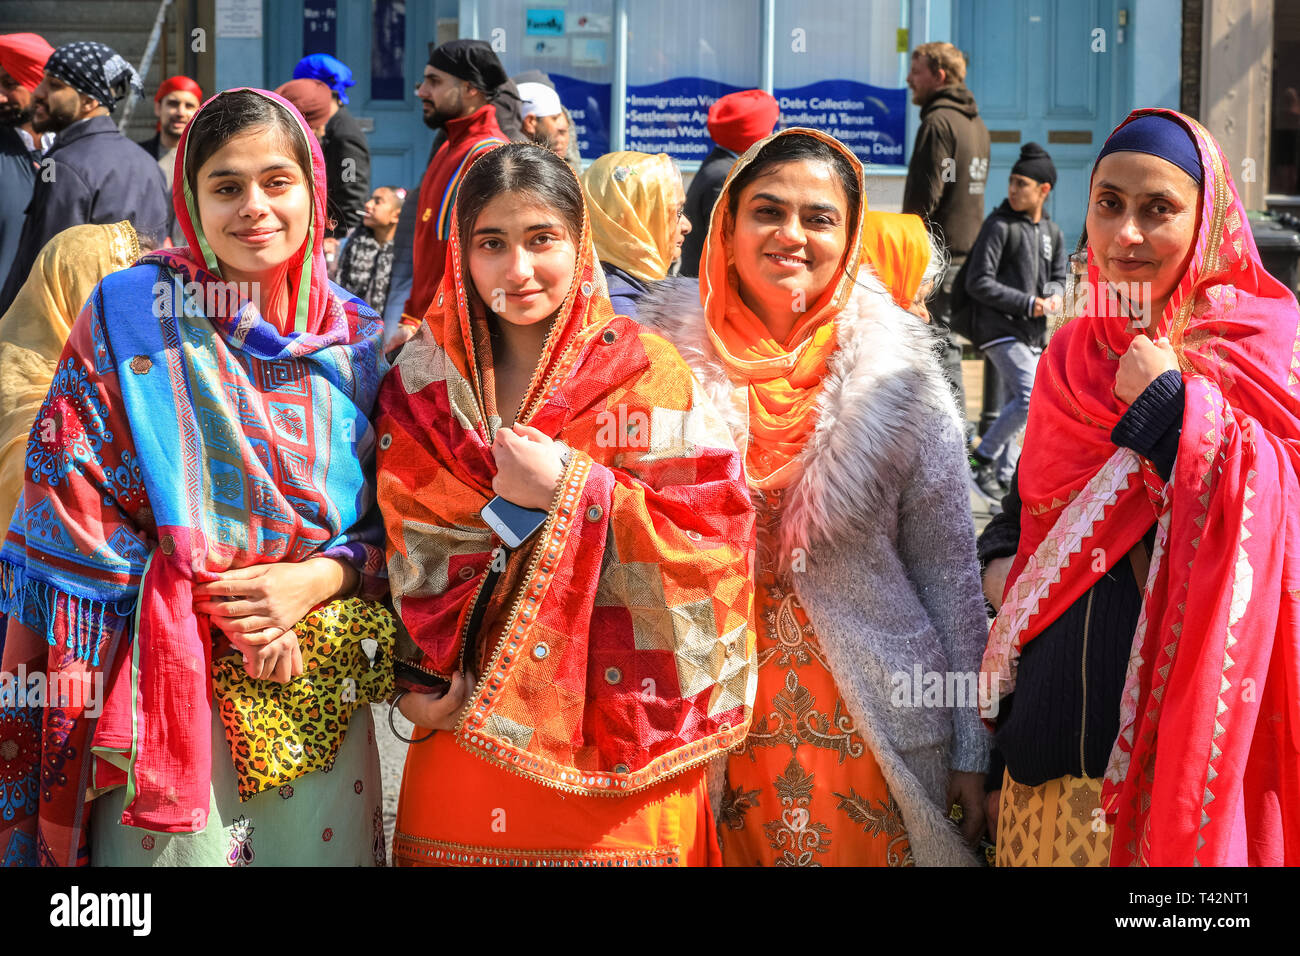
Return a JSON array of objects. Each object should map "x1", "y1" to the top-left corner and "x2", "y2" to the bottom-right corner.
[{"x1": 516, "y1": 80, "x2": 570, "y2": 159}]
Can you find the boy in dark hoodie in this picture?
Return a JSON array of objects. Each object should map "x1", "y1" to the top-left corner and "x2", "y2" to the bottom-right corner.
[{"x1": 966, "y1": 142, "x2": 1068, "y2": 499}]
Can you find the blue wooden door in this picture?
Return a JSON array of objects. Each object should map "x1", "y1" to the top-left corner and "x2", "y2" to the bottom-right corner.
[
  {"x1": 266, "y1": 0, "x2": 438, "y2": 194},
  {"x1": 957, "y1": 0, "x2": 1131, "y2": 250}
]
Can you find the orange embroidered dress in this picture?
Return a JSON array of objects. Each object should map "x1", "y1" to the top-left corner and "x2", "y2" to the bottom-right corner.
[
  {"x1": 374, "y1": 149, "x2": 757, "y2": 866},
  {"x1": 719, "y1": 491, "x2": 912, "y2": 866},
  {"x1": 705, "y1": 130, "x2": 915, "y2": 867}
]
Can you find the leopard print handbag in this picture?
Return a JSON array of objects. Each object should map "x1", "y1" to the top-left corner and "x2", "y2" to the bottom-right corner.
[{"x1": 211, "y1": 597, "x2": 396, "y2": 800}]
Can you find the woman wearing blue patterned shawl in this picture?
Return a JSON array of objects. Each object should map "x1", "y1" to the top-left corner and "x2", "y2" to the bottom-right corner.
[{"x1": 0, "y1": 89, "x2": 392, "y2": 866}]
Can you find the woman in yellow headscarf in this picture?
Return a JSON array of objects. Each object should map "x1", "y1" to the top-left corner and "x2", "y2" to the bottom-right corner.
[
  {"x1": 0, "y1": 221, "x2": 142, "y2": 525},
  {"x1": 581, "y1": 150, "x2": 691, "y2": 320},
  {"x1": 859, "y1": 209, "x2": 945, "y2": 321},
  {"x1": 639, "y1": 129, "x2": 989, "y2": 866}
]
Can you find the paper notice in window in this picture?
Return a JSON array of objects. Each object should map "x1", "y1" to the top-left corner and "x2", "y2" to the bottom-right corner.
[
  {"x1": 569, "y1": 13, "x2": 612, "y2": 34},
  {"x1": 571, "y1": 38, "x2": 608, "y2": 68},
  {"x1": 528, "y1": 37, "x2": 568, "y2": 58},
  {"x1": 217, "y1": 0, "x2": 262, "y2": 38}
]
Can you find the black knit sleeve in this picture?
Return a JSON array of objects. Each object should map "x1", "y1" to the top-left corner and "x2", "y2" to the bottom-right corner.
[
  {"x1": 977, "y1": 465, "x2": 1022, "y2": 566},
  {"x1": 1111, "y1": 369, "x2": 1184, "y2": 481}
]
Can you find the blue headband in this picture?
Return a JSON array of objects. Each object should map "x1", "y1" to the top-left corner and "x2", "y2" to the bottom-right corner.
[
  {"x1": 1095, "y1": 114, "x2": 1202, "y2": 184},
  {"x1": 293, "y1": 54, "x2": 355, "y2": 104}
]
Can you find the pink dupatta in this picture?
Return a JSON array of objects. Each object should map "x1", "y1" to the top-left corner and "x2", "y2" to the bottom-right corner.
[{"x1": 983, "y1": 109, "x2": 1300, "y2": 865}]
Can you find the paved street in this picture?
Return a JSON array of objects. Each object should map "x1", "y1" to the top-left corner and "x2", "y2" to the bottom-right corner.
[{"x1": 374, "y1": 703, "x2": 412, "y2": 865}]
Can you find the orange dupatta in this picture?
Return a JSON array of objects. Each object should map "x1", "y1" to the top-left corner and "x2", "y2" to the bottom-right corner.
[
  {"x1": 859, "y1": 210, "x2": 931, "y2": 309},
  {"x1": 699, "y1": 128, "x2": 864, "y2": 489}
]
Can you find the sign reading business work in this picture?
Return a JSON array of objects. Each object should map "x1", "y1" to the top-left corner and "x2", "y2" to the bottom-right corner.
[
  {"x1": 775, "y1": 80, "x2": 907, "y2": 165},
  {"x1": 624, "y1": 78, "x2": 747, "y2": 161}
]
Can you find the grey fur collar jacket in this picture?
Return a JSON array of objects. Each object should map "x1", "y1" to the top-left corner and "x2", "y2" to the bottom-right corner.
[{"x1": 638, "y1": 273, "x2": 991, "y2": 867}]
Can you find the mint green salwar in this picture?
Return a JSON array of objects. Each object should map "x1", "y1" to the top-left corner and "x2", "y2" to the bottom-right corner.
[{"x1": 91, "y1": 706, "x2": 384, "y2": 866}]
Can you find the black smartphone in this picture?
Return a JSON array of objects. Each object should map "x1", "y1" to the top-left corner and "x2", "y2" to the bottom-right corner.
[{"x1": 480, "y1": 495, "x2": 548, "y2": 549}]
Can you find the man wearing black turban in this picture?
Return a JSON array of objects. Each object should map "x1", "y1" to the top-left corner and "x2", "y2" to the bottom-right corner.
[
  {"x1": 0, "y1": 41, "x2": 169, "y2": 311},
  {"x1": 393, "y1": 39, "x2": 509, "y2": 338}
]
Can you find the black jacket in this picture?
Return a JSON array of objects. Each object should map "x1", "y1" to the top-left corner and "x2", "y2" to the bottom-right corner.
[
  {"x1": 0, "y1": 127, "x2": 40, "y2": 290},
  {"x1": 137, "y1": 131, "x2": 165, "y2": 160},
  {"x1": 0, "y1": 115, "x2": 170, "y2": 313},
  {"x1": 978, "y1": 370, "x2": 1185, "y2": 790},
  {"x1": 966, "y1": 200, "x2": 1068, "y2": 349},
  {"x1": 902, "y1": 84, "x2": 991, "y2": 256},
  {"x1": 322, "y1": 106, "x2": 371, "y2": 238},
  {"x1": 679, "y1": 145, "x2": 736, "y2": 278}
]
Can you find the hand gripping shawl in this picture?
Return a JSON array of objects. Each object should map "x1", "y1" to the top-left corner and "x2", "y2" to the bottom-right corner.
[
  {"x1": 0, "y1": 89, "x2": 388, "y2": 865},
  {"x1": 375, "y1": 152, "x2": 757, "y2": 796},
  {"x1": 980, "y1": 109, "x2": 1300, "y2": 865}
]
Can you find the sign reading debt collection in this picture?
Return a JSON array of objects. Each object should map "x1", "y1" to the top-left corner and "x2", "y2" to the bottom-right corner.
[
  {"x1": 619, "y1": 76, "x2": 906, "y2": 165},
  {"x1": 775, "y1": 80, "x2": 906, "y2": 165}
]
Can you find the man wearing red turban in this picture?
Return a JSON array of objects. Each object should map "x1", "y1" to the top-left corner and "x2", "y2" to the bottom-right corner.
[
  {"x1": 678, "y1": 89, "x2": 778, "y2": 277},
  {"x1": 137, "y1": 75, "x2": 201, "y2": 243},
  {"x1": 138, "y1": 75, "x2": 202, "y2": 165},
  {"x1": 0, "y1": 32, "x2": 55, "y2": 283},
  {"x1": 0, "y1": 32, "x2": 52, "y2": 91}
]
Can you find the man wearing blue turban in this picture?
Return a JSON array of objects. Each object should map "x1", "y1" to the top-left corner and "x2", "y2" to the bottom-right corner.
[{"x1": 292, "y1": 54, "x2": 369, "y2": 242}]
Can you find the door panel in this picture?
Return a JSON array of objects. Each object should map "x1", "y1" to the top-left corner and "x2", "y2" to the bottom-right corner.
[
  {"x1": 267, "y1": 0, "x2": 437, "y2": 194},
  {"x1": 1048, "y1": 2, "x2": 1099, "y2": 118},
  {"x1": 959, "y1": 0, "x2": 1126, "y2": 249}
]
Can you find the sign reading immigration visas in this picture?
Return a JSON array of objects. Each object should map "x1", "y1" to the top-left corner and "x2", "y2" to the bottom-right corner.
[
  {"x1": 623, "y1": 78, "x2": 746, "y2": 161},
  {"x1": 621, "y1": 77, "x2": 905, "y2": 165}
]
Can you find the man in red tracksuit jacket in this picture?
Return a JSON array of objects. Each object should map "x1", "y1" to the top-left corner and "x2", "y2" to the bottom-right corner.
[{"x1": 400, "y1": 39, "x2": 509, "y2": 332}]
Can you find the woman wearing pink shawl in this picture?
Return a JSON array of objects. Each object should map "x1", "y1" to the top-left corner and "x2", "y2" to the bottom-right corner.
[{"x1": 981, "y1": 109, "x2": 1300, "y2": 866}]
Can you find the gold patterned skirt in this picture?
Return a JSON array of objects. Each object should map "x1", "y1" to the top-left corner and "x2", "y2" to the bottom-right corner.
[{"x1": 995, "y1": 768, "x2": 1112, "y2": 867}]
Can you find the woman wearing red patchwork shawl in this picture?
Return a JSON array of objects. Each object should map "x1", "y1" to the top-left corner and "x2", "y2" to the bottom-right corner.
[
  {"x1": 0, "y1": 89, "x2": 392, "y2": 866},
  {"x1": 375, "y1": 143, "x2": 755, "y2": 867},
  {"x1": 981, "y1": 109, "x2": 1300, "y2": 866}
]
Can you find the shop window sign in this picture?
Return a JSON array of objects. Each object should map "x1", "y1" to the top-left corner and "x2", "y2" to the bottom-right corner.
[
  {"x1": 525, "y1": 9, "x2": 566, "y2": 36},
  {"x1": 303, "y1": 0, "x2": 338, "y2": 56},
  {"x1": 775, "y1": 79, "x2": 906, "y2": 164},
  {"x1": 552, "y1": 74, "x2": 612, "y2": 158},
  {"x1": 624, "y1": 78, "x2": 747, "y2": 161}
]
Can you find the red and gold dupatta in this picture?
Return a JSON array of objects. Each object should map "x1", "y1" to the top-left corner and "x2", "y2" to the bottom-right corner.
[
  {"x1": 982, "y1": 109, "x2": 1300, "y2": 865},
  {"x1": 375, "y1": 148, "x2": 756, "y2": 795}
]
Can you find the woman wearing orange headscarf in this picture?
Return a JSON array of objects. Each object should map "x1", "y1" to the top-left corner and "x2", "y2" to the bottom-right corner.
[
  {"x1": 860, "y1": 209, "x2": 944, "y2": 321},
  {"x1": 641, "y1": 129, "x2": 988, "y2": 866},
  {"x1": 375, "y1": 143, "x2": 756, "y2": 866},
  {"x1": 581, "y1": 151, "x2": 691, "y2": 320}
]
